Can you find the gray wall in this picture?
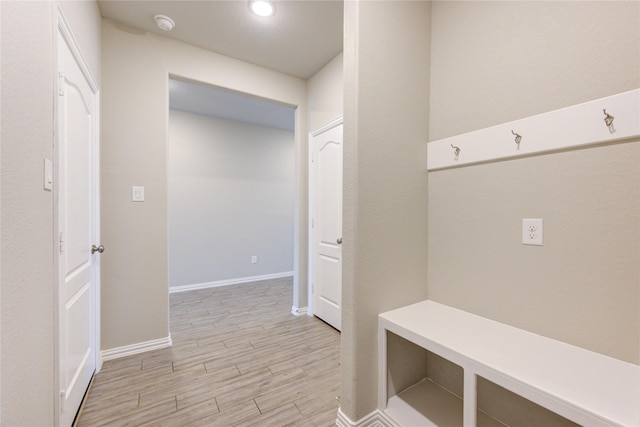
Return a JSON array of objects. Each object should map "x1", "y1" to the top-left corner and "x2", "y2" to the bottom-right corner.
[
  {"x1": 101, "y1": 19, "x2": 308, "y2": 351},
  {"x1": 168, "y1": 111, "x2": 295, "y2": 288},
  {"x1": 0, "y1": 1, "x2": 101, "y2": 424},
  {"x1": 428, "y1": 0, "x2": 640, "y2": 364}
]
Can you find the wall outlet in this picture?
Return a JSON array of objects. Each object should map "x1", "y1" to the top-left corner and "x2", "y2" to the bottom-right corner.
[
  {"x1": 132, "y1": 186, "x2": 145, "y2": 202},
  {"x1": 251, "y1": 255, "x2": 258, "y2": 264},
  {"x1": 522, "y1": 219, "x2": 543, "y2": 246}
]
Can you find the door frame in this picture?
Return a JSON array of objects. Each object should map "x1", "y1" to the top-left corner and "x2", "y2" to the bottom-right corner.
[
  {"x1": 54, "y1": 6, "x2": 101, "y2": 426},
  {"x1": 307, "y1": 115, "x2": 344, "y2": 316},
  {"x1": 166, "y1": 75, "x2": 303, "y2": 315}
]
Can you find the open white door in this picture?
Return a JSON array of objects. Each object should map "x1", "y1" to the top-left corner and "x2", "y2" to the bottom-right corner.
[
  {"x1": 57, "y1": 18, "x2": 100, "y2": 427},
  {"x1": 310, "y1": 118, "x2": 343, "y2": 331}
]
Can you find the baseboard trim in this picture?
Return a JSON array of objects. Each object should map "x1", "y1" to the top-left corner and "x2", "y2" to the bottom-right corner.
[
  {"x1": 101, "y1": 335, "x2": 172, "y2": 361},
  {"x1": 291, "y1": 305, "x2": 308, "y2": 316},
  {"x1": 336, "y1": 408, "x2": 396, "y2": 427},
  {"x1": 169, "y1": 271, "x2": 294, "y2": 294}
]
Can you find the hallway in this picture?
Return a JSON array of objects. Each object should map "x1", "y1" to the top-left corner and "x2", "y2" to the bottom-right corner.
[{"x1": 76, "y1": 278, "x2": 340, "y2": 426}]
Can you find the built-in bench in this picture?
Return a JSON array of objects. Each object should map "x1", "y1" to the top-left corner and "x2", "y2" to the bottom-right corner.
[{"x1": 378, "y1": 300, "x2": 640, "y2": 427}]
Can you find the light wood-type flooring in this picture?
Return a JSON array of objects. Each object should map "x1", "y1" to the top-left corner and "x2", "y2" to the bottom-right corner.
[{"x1": 75, "y1": 278, "x2": 341, "y2": 426}]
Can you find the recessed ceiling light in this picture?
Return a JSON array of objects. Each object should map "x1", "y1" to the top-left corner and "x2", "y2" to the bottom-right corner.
[
  {"x1": 250, "y1": 0, "x2": 275, "y2": 17},
  {"x1": 154, "y1": 14, "x2": 175, "y2": 31}
]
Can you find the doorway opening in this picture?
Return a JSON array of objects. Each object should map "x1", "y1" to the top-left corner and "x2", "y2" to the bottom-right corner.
[{"x1": 167, "y1": 77, "x2": 298, "y2": 313}]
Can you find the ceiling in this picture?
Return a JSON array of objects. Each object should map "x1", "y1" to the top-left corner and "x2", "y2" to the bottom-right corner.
[
  {"x1": 169, "y1": 78, "x2": 296, "y2": 131},
  {"x1": 98, "y1": 0, "x2": 343, "y2": 130},
  {"x1": 97, "y1": 0, "x2": 344, "y2": 80}
]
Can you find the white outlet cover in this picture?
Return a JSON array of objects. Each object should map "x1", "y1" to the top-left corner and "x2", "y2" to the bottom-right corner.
[
  {"x1": 522, "y1": 218, "x2": 543, "y2": 245},
  {"x1": 132, "y1": 186, "x2": 145, "y2": 202}
]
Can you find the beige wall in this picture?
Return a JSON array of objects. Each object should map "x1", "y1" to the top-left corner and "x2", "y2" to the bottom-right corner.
[
  {"x1": 428, "y1": 0, "x2": 640, "y2": 365},
  {"x1": 0, "y1": 1, "x2": 101, "y2": 424},
  {"x1": 307, "y1": 52, "x2": 344, "y2": 132},
  {"x1": 100, "y1": 19, "x2": 308, "y2": 351},
  {"x1": 342, "y1": 0, "x2": 431, "y2": 421},
  {"x1": 339, "y1": 1, "x2": 639, "y2": 424},
  {"x1": 59, "y1": 0, "x2": 102, "y2": 84},
  {"x1": 1, "y1": 3, "x2": 55, "y2": 423},
  {"x1": 429, "y1": 1, "x2": 640, "y2": 141}
]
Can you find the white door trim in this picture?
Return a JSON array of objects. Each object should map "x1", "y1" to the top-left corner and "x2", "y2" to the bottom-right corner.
[
  {"x1": 307, "y1": 115, "x2": 343, "y2": 317},
  {"x1": 54, "y1": 6, "x2": 101, "y2": 426},
  {"x1": 56, "y1": 8, "x2": 98, "y2": 94},
  {"x1": 311, "y1": 116, "x2": 344, "y2": 138}
]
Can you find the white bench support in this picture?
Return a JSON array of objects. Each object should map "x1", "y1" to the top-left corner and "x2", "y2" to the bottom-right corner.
[{"x1": 463, "y1": 370, "x2": 476, "y2": 427}]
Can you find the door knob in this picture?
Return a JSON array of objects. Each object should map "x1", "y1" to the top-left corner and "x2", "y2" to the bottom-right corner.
[
  {"x1": 91, "y1": 244, "x2": 105, "y2": 254},
  {"x1": 336, "y1": 237, "x2": 342, "y2": 245}
]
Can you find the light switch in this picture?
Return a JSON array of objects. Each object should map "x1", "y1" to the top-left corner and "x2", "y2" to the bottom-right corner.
[
  {"x1": 44, "y1": 158, "x2": 53, "y2": 191},
  {"x1": 132, "y1": 186, "x2": 145, "y2": 202}
]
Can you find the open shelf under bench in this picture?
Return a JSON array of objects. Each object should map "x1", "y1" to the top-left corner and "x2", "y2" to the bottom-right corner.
[{"x1": 378, "y1": 300, "x2": 640, "y2": 427}]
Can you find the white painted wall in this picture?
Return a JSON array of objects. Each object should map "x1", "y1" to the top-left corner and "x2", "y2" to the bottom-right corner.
[
  {"x1": 168, "y1": 111, "x2": 295, "y2": 288},
  {"x1": 101, "y1": 19, "x2": 308, "y2": 351},
  {"x1": 0, "y1": 1, "x2": 101, "y2": 424}
]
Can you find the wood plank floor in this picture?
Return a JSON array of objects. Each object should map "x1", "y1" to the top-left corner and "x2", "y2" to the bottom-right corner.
[{"x1": 75, "y1": 278, "x2": 341, "y2": 426}]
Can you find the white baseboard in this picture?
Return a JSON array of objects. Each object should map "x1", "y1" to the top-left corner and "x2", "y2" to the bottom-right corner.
[
  {"x1": 169, "y1": 271, "x2": 294, "y2": 294},
  {"x1": 336, "y1": 408, "x2": 396, "y2": 427},
  {"x1": 101, "y1": 335, "x2": 172, "y2": 361},
  {"x1": 291, "y1": 305, "x2": 308, "y2": 316}
]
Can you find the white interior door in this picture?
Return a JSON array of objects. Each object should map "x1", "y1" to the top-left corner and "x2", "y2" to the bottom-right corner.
[
  {"x1": 57, "y1": 26, "x2": 100, "y2": 427},
  {"x1": 310, "y1": 118, "x2": 343, "y2": 331}
]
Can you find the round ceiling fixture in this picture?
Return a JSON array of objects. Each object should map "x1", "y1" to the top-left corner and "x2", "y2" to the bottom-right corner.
[
  {"x1": 250, "y1": 0, "x2": 275, "y2": 17},
  {"x1": 154, "y1": 14, "x2": 175, "y2": 31}
]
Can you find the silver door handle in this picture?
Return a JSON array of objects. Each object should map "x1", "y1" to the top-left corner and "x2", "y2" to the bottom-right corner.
[
  {"x1": 336, "y1": 237, "x2": 342, "y2": 245},
  {"x1": 91, "y1": 244, "x2": 105, "y2": 254}
]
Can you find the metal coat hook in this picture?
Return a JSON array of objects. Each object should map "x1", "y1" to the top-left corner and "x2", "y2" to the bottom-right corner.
[
  {"x1": 451, "y1": 144, "x2": 461, "y2": 161},
  {"x1": 603, "y1": 109, "x2": 615, "y2": 134},
  {"x1": 511, "y1": 130, "x2": 522, "y2": 150}
]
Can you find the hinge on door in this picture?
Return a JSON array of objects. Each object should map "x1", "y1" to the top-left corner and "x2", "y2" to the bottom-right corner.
[
  {"x1": 60, "y1": 389, "x2": 66, "y2": 412},
  {"x1": 58, "y1": 73, "x2": 65, "y2": 96},
  {"x1": 59, "y1": 232, "x2": 65, "y2": 254}
]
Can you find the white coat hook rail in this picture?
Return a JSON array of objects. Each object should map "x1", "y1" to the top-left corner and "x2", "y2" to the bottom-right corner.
[
  {"x1": 511, "y1": 130, "x2": 522, "y2": 150},
  {"x1": 603, "y1": 109, "x2": 615, "y2": 134},
  {"x1": 427, "y1": 89, "x2": 639, "y2": 171}
]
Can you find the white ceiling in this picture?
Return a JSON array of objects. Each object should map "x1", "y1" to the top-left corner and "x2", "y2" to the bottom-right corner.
[
  {"x1": 98, "y1": 0, "x2": 342, "y2": 130},
  {"x1": 97, "y1": 0, "x2": 344, "y2": 80}
]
